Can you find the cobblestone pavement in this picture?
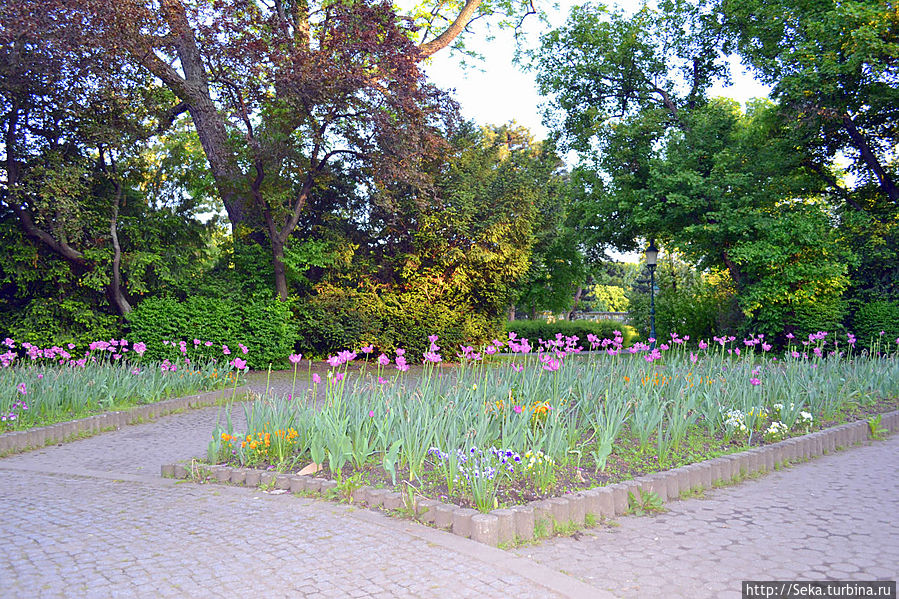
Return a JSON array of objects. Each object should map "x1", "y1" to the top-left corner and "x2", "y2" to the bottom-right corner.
[
  {"x1": 2, "y1": 399, "x2": 896, "y2": 598},
  {"x1": 513, "y1": 435, "x2": 899, "y2": 598}
]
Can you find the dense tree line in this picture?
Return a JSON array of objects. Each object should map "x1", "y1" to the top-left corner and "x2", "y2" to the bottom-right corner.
[{"x1": 1, "y1": 0, "x2": 897, "y2": 351}]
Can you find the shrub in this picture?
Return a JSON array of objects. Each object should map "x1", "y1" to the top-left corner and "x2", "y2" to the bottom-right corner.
[
  {"x1": 853, "y1": 300, "x2": 899, "y2": 349},
  {"x1": 504, "y1": 319, "x2": 636, "y2": 350},
  {"x1": 126, "y1": 296, "x2": 292, "y2": 369},
  {"x1": 292, "y1": 285, "x2": 502, "y2": 359}
]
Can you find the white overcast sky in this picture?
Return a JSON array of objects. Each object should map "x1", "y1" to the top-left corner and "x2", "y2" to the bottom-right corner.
[{"x1": 418, "y1": 0, "x2": 771, "y2": 139}]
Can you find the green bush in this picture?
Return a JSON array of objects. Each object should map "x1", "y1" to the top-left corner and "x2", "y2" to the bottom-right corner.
[
  {"x1": 292, "y1": 285, "x2": 502, "y2": 359},
  {"x1": 853, "y1": 300, "x2": 899, "y2": 349},
  {"x1": 126, "y1": 296, "x2": 292, "y2": 369},
  {"x1": 504, "y1": 319, "x2": 636, "y2": 350}
]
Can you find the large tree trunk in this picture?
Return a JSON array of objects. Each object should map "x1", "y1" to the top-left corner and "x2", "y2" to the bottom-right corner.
[{"x1": 568, "y1": 285, "x2": 584, "y2": 320}]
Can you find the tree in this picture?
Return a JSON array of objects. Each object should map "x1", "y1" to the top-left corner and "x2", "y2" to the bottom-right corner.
[
  {"x1": 35, "y1": 0, "x2": 537, "y2": 300},
  {"x1": 532, "y1": 1, "x2": 854, "y2": 337}
]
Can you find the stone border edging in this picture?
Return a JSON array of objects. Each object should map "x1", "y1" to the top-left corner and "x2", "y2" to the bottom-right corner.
[
  {"x1": 162, "y1": 409, "x2": 899, "y2": 547},
  {"x1": 0, "y1": 386, "x2": 249, "y2": 457}
]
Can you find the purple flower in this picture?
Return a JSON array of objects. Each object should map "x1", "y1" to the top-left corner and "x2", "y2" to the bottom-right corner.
[
  {"x1": 423, "y1": 351, "x2": 442, "y2": 364},
  {"x1": 750, "y1": 378, "x2": 761, "y2": 386},
  {"x1": 377, "y1": 353, "x2": 390, "y2": 366},
  {"x1": 238, "y1": 343, "x2": 249, "y2": 354},
  {"x1": 395, "y1": 348, "x2": 405, "y2": 357},
  {"x1": 222, "y1": 345, "x2": 231, "y2": 355},
  {"x1": 312, "y1": 373, "x2": 321, "y2": 384},
  {"x1": 485, "y1": 346, "x2": 497, "y2": 355},
  {"x1": 17, "y1": 383, "x2": 26, "y2": 395},
  {"x1": 698, "y1": 340, "x2": 708, "y2": 350},
  {"x1": 230, "y1": 357, "x2": 247, "y2": 371},
  {"x1": 133, "y1": 342, "x2": 147, "y2": 355},
  {"x1": 395, "y1": 355, "x2": 409, "y2": 372},
  {"x1": 327, "y1": 355, "x2": 342, "y2": 368},
  {"x1": 378, "y1": 376, "x2": 388, "y2": 385},
  {"x1": 334, "y1": 372, "x2": 345, "y2": 382},
  {"x1": 690, "y1": 352, "x2": 698, "y2": 364},
  {"x1": 288, "y1": 353, "x2": 303, "y2": 365},
  {"x1": 3, "y1": 338, "x2": 14, "y2": 348},
  {"x1": 361, "y1": 345, "x2": 374, "y2": 354}
]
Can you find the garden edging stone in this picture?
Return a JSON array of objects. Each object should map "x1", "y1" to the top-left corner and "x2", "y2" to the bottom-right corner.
[
  {"x1": 0, "y1": 386, "x2": 250, "y2": 457},
  {"x1": 161, "y1": 408, "x2": 899, "y2": 547}
]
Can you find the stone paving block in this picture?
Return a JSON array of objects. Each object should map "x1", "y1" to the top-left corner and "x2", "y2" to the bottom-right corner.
[
  {"x1": 366, "y1": 488, "x2": 387, "y2": 508},
  {"x1": 762, "y1": 448, "x2": 775, "y2": 472},
  {"x1": 490, "y1": 509, "x2": 515, "y2": 545},
  {"x1": 564, "y1": 493, "x2": 586, "y2": 526},
  {"x1": 381, "y1": 492, "x2": 404, "y2": 510},
  {"x1": 244, "y1": 470, "x2": 261, "y2": 487},
  {"x1": 531, "y1": 500, "x2": 554, "y2": 533},
  {"x1": 215, "y1": 467, "x2": 232, "y2": 483},
  {"x1": 319, "y1": 480, "x2": 338, "y2": 495},
  {"x1": 432, "y1": 503, "x2": 456, "y2": 529},
  {"x1": 452, "y1": 508, "x2": 479, "y2": 538},
  {"x1": 230, "y1": 469, "x2": 247, "y2": 485},
  {"x1": 548, "y1": 497, "x2": 571, "y2": 527},
  {"x1": 610, "y1": 484, "x2": 630, "y2": 515},
  {"x1": 352, "y1": 486, "x2": 370, "y2": 505},
  {"x1": 471, "y1": 514, "x2": 500, "y2": 547},
  {"x1": 289, "y1": 476, "x2": 307, "y2": 493},
  {"x1": 851, "y1": 422, "x2": 867, "y2": 444},
  {"x1": 416, "y1": 499, "x2": 440, "y2": 522},
  {"x1": 683, "y1": 465, "x2": 702, "y2": 490},
  {"x1": 662, "y1": 472, "x2": 680, "y2": 500},
  {"x1": 260, "y1": 472, "x2": 277, "y2": 487},
  {"x1": 510, "y1": 505, "x2": 535, "y2": 540},
  {"x1": 274, "y1": 474, "x2": 291, "y2": 490},
  {"x1": 584, "y1": 487, "x2": 615, "y2": 517},
  {"x1": 646, "y1": 475, "x2": 668, "y2": 502},
  {"x1": 172, "y1": 464, "x2": 189, "y2": 479},
  {"x1": 304, "y1": 478, "x2": 323, "y2": 493}
]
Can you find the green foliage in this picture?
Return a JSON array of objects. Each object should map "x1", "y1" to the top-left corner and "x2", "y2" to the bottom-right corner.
[
  {"x1": 587, "y1": 285, "x2": 630, "y2": 312},
  {"x1": 126, "y1": 297, "x2": 292, "y2": 369},
  {"x1": 293, "y1": 284, "x2": 501, "y2": 358},
  {"x1": 853, "y1": 301, "x2": 899, "y2": 348},
  {"x1": 628, "y1": 254, "x2": 738, "y2": 341},
  {"x1": 504, "y1": 319, "x2": 636, "y2": 350}
]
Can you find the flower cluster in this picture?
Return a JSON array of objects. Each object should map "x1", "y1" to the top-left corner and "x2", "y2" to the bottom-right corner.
[{"x1": 764, "y1": 420, "x2": 789, "y2": 441}]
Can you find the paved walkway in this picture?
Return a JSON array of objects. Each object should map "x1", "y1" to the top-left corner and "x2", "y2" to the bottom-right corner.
[{"x1": 1, "y1": 398, "x2": 896, "y2": 598}]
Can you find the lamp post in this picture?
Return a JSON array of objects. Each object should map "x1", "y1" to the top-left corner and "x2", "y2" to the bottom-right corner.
[{"x1": 645, "y1": 240, "x2": 659, "y2": 350}]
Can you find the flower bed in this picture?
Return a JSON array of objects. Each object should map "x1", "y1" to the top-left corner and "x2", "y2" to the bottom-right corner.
[
  {"x1": 203, "y1": 332, "x2": 899, "y2": 514},
  {"x1": 1, "y1": 337, "x2": 250, "y2": 431}
]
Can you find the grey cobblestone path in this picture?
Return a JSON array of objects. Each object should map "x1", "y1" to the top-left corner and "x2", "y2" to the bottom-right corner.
[
  {"x1": 513, "y1": 435, "x2": 899, "y2": 598},
  {"x1": 2, "y1": 392, "x2": 896, "y2": 598}
]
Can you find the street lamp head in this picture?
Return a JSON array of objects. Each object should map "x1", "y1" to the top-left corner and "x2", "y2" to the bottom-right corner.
[{"x1": 645, "y1": 239, "x2": 659, "y2": 267}]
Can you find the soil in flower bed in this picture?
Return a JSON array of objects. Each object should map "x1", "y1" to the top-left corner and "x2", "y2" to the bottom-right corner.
[{"x1": 212, "y1": 396, "x2": 897, "y2": 511}]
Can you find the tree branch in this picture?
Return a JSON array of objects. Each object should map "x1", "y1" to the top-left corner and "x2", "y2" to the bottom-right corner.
[{"x1": 418, "y1": 0, "x2": 484, "y2": 59}]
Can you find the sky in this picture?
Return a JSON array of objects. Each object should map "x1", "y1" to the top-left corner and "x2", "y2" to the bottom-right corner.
[{"x1": 419, "y1": 0, "x2": 771, "y2": 140}]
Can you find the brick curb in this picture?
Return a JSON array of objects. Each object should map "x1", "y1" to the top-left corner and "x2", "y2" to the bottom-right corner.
[
  {"x1": 163, "y1": 408, "x2": 899, "y2": 547},
  {"x1": 0, "y1": 386, "x2": 249, "y2": 457}
]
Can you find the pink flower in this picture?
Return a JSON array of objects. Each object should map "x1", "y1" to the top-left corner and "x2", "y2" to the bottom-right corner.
[
  {"x1": 288, "y1": 353, "x2": 303, "y2": 365},
  {"x1": 395, "y1": 348, "x2": 405, "y2": 357},
  {"x1": 377, "y1": 354, "x2": 390, "y2": 366},
  {"x1": 312, "y1": 373, "x2": 321, "y2": 384},
  {"x1": 423, "y1": 351, "x2": 442, "y2": 363},
  {"x1": 193, "y1": 339, "x2": 201, "y2": 346},
  {"x1": 335, "y1": 372, "x2": 345, "y2": 382},
  {"x1": 222, "y1": 345, "x2": 231, "y2": 355},
  {"x1": 204, "y1": 341, "x2": 213, "y2": 347},
  {"x1": 239, "y1": 343, "x2": 248, "y2": 354},
  {"x1": 67, "y1": 343, "x2": 75, "y2": 350},
  {"x1": 762, "y1": 343, "x2": 772, "y2": 352},
  {"x1": 327, "y1": 355, "x2": 342, "y2": 368},
  {"x1": 513, "y1": 405, "x2": 523, "y2": 414},
  {"x1": 361, "y1": 345, "x2": 374, "y2": 354},
  {"x1": 395, "y1": 355, "x2": 409, "y2": 372},
  {"x1": 690, "y1": 352, "x2": 698, "y2": 364},
  {"x1": 133, "y1": 342, "x2": 147, "y2": 355},
  {"x1": 378, "y1": 376, "x2": 388, "y2": 385},
  {"x1": 750, "y1": 378, "x2": 761, "y2": 386},
  {"x1": 511, "y1": 363, "x2": 523, "y2": 373},
  {"x1": 368, "y1": 410, "x2": 375, "y2": 418},
  {"x1": 485, "y1": 346, "x2": 497, "y2": 355},
  {"x1": 230, "y1": 357, "x2": 247, "y2": 371},
  {"x1": 17, "y1": 383, "x2": 26, "y2": 395},
  {"x1": 428, "y1": 334, "x2": 439, "y2": 343}
]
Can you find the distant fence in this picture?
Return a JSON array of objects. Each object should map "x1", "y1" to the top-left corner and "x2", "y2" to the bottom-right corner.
[{"x1": 571, "y1": 311, "x2": 630, "y2": 323}]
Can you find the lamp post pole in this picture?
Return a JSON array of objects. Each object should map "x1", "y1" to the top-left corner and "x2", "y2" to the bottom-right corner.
[{"x1": 645, "y1": 240, "x2": 659, "y2": 350}]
